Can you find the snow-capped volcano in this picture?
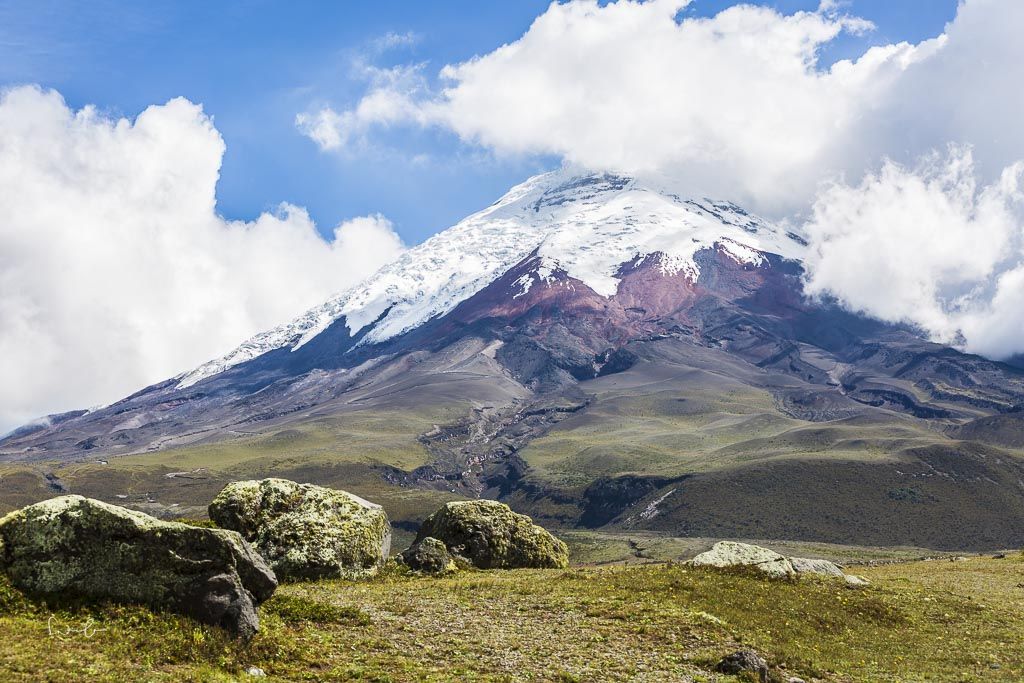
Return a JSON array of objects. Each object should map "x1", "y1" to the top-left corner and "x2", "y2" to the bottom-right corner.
[
  {"x1": 8, "y1": 169, "x2": 1024, "y2": 554},
  {"x1": 179, "y1": 170, "x2": 805, "y2": 388}
]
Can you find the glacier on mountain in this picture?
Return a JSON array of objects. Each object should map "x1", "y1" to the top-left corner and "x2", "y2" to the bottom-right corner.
[{"x1": 178, "y1": 170, "x2": 806, "y2": 388}]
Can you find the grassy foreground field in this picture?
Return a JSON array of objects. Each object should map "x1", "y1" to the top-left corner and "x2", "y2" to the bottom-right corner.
[{"x1": 1, "y1": 552, "x2": 1022, "y2": 682}]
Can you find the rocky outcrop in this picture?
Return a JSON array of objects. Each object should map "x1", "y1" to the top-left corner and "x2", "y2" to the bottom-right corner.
[
  {"x1": 416, "y1": 500, "x2": 569, "y2": 569},
  {"x1": 790, "y1": 557, "x2": 845, "y2": 578},
  {"x1": 692, "y1": 541, "x2": 868, "y2": 585},
  {"x1": 209, "y1": 478, "x2": 391, "y2": 581},
  {"x1": 399, "y1": 537, "x2": 457, "y2": 574},
  {"x1": 715, "y1": 649, "x2": 770, "y2": 681},
  {"x1": 691, "y1": 541, "x2": 796, "y2": 578},
  {"x1": 0, "y1": 496, "x2": 276, "y2": 639}
]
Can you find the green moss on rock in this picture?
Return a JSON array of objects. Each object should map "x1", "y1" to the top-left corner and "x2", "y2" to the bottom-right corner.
[
  {"x1": 173, "y1": 517, "x2": 219, "y2": 529},
  {"x1": 209, "y1": 478, "x2": 391, "y2": 582},
  {"x1": 399, "y1": 537, "x2": 458, "y2": 575},
  {"x1": 0, "y1": 496, "x2": 276, "y2": 638},
  {"x1": 416, "y1": 500, "x2": 569, "y2": 569}
]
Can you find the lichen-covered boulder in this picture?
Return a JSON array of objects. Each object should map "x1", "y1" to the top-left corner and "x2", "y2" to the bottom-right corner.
[
  {"x1": 399, "y1": 537, "x2": 457, "y2": 574},
  {"x1": 716, "y1": 649, "x2": 770, "y2": 679},
  {"x1": 416, "y1": 500, "x2": 569, "y2": 569},
  {"x1": 690, "y1": 541, "x2": 795, "y2": 578},
  {"x1": 209, "y1": 478, "x2": 390, "y2": 581},
  {"x1": 0, "y1": 496, "x2": 276, "y2": 639},
  {"x1": 790, "y1": 557, "x2": 845, "y2": 578}
]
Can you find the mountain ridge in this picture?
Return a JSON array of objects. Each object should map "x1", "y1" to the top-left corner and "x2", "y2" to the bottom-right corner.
[{"x1": 177, "y1": 170, "x2": 805, "y2": 388}]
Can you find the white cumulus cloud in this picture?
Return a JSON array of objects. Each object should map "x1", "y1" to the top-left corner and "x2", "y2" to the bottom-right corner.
[
  {"x1": 298, "y1": 0, "x2": 936, "y2": 213},
  {"x1": 802, "y1": 148, "x2": 1024, "y2": 357},
  {"x1": 296, "y1": 61, "x2": 431, "y2": 152},
  {"x1": 0, "y1": 85, "x2": 405, "y2": 432},
  {"x1": 299, "y1": 0, "x2": 1024, "y2": 358}
]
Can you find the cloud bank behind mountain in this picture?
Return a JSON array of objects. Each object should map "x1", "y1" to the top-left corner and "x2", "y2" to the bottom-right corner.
[{"x1": 301, "y1": 0, "x2": 1024, "y2": 360}]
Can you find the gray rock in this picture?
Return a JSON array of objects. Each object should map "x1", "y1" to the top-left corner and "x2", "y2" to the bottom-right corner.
[
  {"x1": 790, "y1": 557, "x2": 845, "y2": 578},
  {"x1": 716, "y1": 649, "x2": 769, "y2": 680},
  {"x1": 209, "y1": 478, "x2": 391, "y2": 582},
  {"x1": 691, "y1": 541, "x2": 795, "y2": 578},
  {"x1": 844, "y1": 574, "x2": 871, "y2": 587},
  {"x1": 416, "y1": 500, "x2": 569, "y2": 569},
  {"x1": 399, "y1": 537, "x2": 457, "y2": 574},
  {"x1": 0, "y1": 495, "x2": 276, "y2": 639}
]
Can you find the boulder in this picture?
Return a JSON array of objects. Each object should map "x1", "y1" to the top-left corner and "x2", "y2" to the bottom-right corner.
[
  {"x1": 716, "y1": 649, "x2": 769, "y2": 681},
  {"x1": 399, "y1": 537, "x2": 457, "y2": 574},
  {"x1": 691, "y1": 541, "x2": 795, "y2": 578},
  {"x1": 844, "y1": 574, "x2": 871, "y2": 588},
  {"x1": 790, "y1": 557, "x2": 845, "y2": 578},
  {"x1": 0, "y1": 495, "x2": 276, "y2": 639},
  {"x1": 416, "y1": 500, "x2": 569, "y2": 569},
  {"x1": 209, "y1": 478, "x2": 390, "y2": 581}
]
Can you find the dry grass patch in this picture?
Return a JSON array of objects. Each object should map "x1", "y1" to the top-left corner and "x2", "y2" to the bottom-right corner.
[{"x1": 1, "y1": 554, "x2": 1022, "y2": 681}]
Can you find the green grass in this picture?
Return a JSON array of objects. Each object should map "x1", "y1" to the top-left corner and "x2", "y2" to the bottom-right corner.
[
  {"x1": 0, "y1": 405, "x2": 471, "y2": 523},
  {"x1": 2, "y1": 553, "x2": 1022, "y2": 681},
  {"x1": 107, "y1": 408, "x2": 445, "y2": 473},
  {"x1": 517, "y1": 382, "x2": 946, "y2": 488},
  {"x1": 559, "y1": 530, "x2": 960, "y2": 567}
]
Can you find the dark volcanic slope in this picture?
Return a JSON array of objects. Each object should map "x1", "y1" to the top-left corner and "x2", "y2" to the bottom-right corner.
[{"x1": 4, "y1": 173, "x2": 1024, "y2": 550}]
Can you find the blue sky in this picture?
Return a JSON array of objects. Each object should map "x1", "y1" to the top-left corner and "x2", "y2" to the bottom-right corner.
[{"x1": 0, "y1": 0, "x2": 959, "y2": 245}]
